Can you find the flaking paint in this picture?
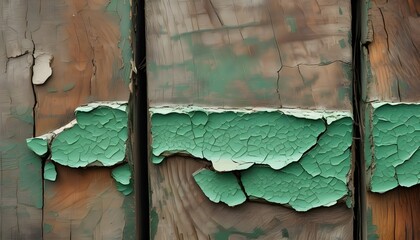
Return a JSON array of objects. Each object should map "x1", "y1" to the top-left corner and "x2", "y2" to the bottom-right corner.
[
  {"x1": 44, "y1": 161, "x2": 57, "y2": 181},
  {"x1": 151, "y1": 107, "x2": 351, "y2": 172},
  {"x1": 193, "y1": 169, "x2": 246, "y2": 207},
  {"x1": 241, "y1": 117, "x2": 352, "y2": 211},
  {"x1": 369, "y1": 103, "x2": 420, "y2": 193}
]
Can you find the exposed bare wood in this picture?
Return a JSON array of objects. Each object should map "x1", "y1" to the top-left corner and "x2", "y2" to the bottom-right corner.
[{"x1": 150, "y1": 156, "x2": 353, "y2": 240}]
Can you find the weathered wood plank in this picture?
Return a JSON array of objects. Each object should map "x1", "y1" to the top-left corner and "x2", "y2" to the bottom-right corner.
[
  {"x1": 150, "y1": 156, "x2": 353, "y2": 240},
  {"x1": 147, "y1": 0, "x2": 352, "y2": 109},
  {"x1": 361, "y1": 0, "x2": 420, "y2": 239},
  {"x1": 0, "y1": 0, "x2": 42, "y2": 238},
  {"x1": 25, "y1": 0, "x2": 134, "y2": 239},
  {"x1": 147, "y1": 0, "x2": 354, "y2": 238}
]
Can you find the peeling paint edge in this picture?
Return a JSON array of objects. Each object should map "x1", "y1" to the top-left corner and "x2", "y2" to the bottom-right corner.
[{"x1": 149, "y1": 106, "x2": 352, "y2": 124}]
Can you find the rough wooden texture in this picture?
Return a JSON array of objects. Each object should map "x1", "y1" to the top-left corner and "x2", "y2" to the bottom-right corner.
[
  {"x1": 147, "y1": 0, "x2": 352, "y2": 109},
  {"x1": 0, "y1": 0, "x2": 42, "y2": 238},
  {"x1": 28, "y1": 0, "x2": 132, "y2": 239},
  {"x1": 362, "y1": 0, "x2": 420, "y2": 102},
  {"x1": 150, "y1": 156, "x2": 353, "y2": 240},
  {"x1": 147, "y1": 0, "x2": 354, "y2": 238},
  {"x1": 361, "y1": 0, "x2": 420, "y2": 239}
]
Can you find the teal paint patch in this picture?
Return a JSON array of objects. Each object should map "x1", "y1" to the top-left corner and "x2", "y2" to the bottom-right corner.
[
  {"x1": 19, "y1": 147, "x2": 43, "y2": 209},
  {"x1": 151, "y1": 107, "x2": 351, "y2": 172},
  {"x1": 44, "y1": 161, "x2": 57, "y2": 181},
  {"x1": 282, "y1": 228, "x2": 289, "y2": 238},
  {"x1": 62, "y1": 82, "x2": 75, "y2": 92},
  {"x1": 150, "y1": 208, "x2": 159, "y2": 240},
  {"x1": 367, "y1": 208, "x2": 379, "y2": 240},
  {"x1": 339, "y1": 39, "x2": 346, "y2": 49},
  {"x1": 285, "y1": 16, "x2": 297, "y2": 33},
  {"x1": 44, "y1": 223, "x2": 53, "y2": 233},
  {"x1": 369, "y1": 103, "x2": 420, "y2": 193},
  {"x1": 214, "y1": 226, "x2": 265, "y2": 240},
  {"x1": 112, "y1": 164, "x2": 132, "y2": 185},
  {"x1": 193, "y1": 169, "x2": 246, "y2": 207},
  {"x1": 241, "y1": 117, "x2": 352, "y2": 211},
  {"x1": 26, "y1": 137, "x2": 48, "y2": 156},
  {"x1": 148, "y1": 32, "x2": 280, "y2": 105},
  {"x1": 107, "y1": 0, "x2": 132, "y2": 85},
  {"x1": 50, "y1": 104, "x2": 128, "y2": 168}
]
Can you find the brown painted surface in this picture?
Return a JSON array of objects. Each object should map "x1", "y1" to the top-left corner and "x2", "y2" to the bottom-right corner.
[
  {"x1": 28, "y1": 0, "x2": 130, "y2": 239},
  {"x1": 362, "y1": 0, "x2": 420, "y2": 239},
  {"x1": 150, "y1": 156, "x2": 353, "y2": 240}
]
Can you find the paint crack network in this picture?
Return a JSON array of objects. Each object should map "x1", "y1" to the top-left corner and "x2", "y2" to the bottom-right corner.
[
  {"x1": 368, "y1": 103, "x2": 420, "y2": 193},
  {"x1": 151, "y1": 107, "x2": 353, "y2": 211},
  {"x1": 26, "y1": 102, "x2": 133, "y2": 195}
]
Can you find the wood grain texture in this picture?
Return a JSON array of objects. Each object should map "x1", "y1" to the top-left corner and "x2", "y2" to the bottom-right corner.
[
  {"x1": 146, "y1": 0, "x2": 352, "y2": 109},
  {"x1": 362, "y1": 0, "x2": 420, "y2": 102},
  {"x1": 27, "y1": 0, "x2": 132, "y2": 239},
  {"x1": 0, "y1": 0, "x2": 42, "y2": 238},
  {"x1": 150, "y1": 156, "x2": 353, "y2": 240},
  {"x1": 367, "y1": 185, "x2": 420, "y2": 240},
  {"x1": 147, "y1": 0, "x2": 354, "y2": 238},
  {"x1": 361, "y1": 0, "x2": 420, "y2": 239}
]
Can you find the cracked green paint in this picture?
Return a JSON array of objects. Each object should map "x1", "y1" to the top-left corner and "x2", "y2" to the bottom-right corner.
[
  {"x1": 50, "y1": 105, "x2": 128, "y2": 167},
  {"x1": 112, "y1": 163, "x2": 133, "y2": 196},
  {"x1": 241, "y1": 117, "x2": 352, "y2": 211},
  {"x1": 151, "y1": 107, "x2": 351, "y2": 171},
  {"x1": 369, "y1": 103, "x2": 420, "y2": 193},
  {"x1": 44, "y1": 161, "x2": 57, "y2": 181},
  {"x1": 26, "y1": 137, "x2": 48, "y2": 156},
  {"x1": 193, "y1": 169, "x2": 246, "y2": 207},
  {"x1": 112, "y1": 164, "x2": 132, "y2": 185}
]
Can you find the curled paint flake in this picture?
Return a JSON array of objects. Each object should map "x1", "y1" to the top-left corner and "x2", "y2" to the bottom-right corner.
[
  {"x1": 193, "y1": 169, "x2": 246, "y2": 207},
  {"x1": 44, "y1": 161, "x2": 57, "y2": 181}
]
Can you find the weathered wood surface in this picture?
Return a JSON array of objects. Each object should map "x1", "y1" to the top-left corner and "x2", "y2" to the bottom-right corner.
[
  {"x1": 150, "y1": 156, "x2": 353, "y2": 240},
  {"x1": 361, "y1": 0, "x2": 420, "y2": 239},
  {"x1": 147, "y1": 0, "x2": 353, "y2": 109},
  {"x1": 30, "y1": 0, "x2": 133, "y2": 239},
  {"x1": 147, "y1": 0, "x2": 354, "y2": 239},
  {"x1": 1, "y1": 0, "x2": 133, "y2": 239},
  {"x1": 0, "y1": 0, "x2": 42, "y2": 238}
]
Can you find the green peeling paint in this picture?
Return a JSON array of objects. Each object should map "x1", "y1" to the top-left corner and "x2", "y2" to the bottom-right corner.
[
  {"x1": 214, "y1": 226, "x2": 265, "y2": 240},
  {"x1": 49, "y1": 104, "x2": 128, "y2": 168},
  {"x1": 44, "y1": 161, "x2": 57, "y2": 181},
  {"x1": 193, "y1": 169, "x2": 246, "y2": 207},
  {"x1": 151, "y1": 107, "x2": 351, "y2": 172},
  {"x1": 112, "y1": 164, "x2": 133, "y2": 196},
  {"x1": 112, "y1": 164, "x2": 132, "y2": 185},
  {"x1": 107, "y1": 0, "x2": 132, "y2": 85},
  {"x1": 26, "y1": 137, "x2": 48, "y2": 156},
  {"x1": 369, "y1": 103, "x2": 420, "y2": 193},
  {"x1": 241, "y1": 117, "x2": 352, "y2": 211}
]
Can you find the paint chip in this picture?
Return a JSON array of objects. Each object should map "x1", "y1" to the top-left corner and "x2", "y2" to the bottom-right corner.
[
  {"x1": 193, "y1": 168, "x2": 246, "y2": 207},
  {"x1": 32, "y1": 53, "x2": 53, "y2": 85},
  {"x1": 44, "y1": 161, "x2": 57, "y2": 181}
]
